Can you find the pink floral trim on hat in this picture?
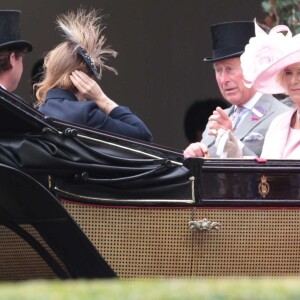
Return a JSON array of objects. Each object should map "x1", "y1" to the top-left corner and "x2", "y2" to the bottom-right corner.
[{"x1": 241, "y1": 20, "x2": 292, "y2": 90}]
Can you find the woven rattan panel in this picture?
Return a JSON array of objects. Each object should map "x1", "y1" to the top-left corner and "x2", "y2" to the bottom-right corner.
[
  {"x1": 191, "y1": 209, "x2": 300, "y2": 277},
  {"x1": 0, "y1": 224, "x2": 68, "y2": 280},
  {"x1": 62, "y1": 202, "x2": 194, "y2": 278},
  {"x1": 62, "y1": 202, "x2": 300, "y2": 278}
]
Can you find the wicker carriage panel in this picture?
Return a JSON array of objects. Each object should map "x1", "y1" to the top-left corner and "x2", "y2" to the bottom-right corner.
[
  {"x1": 62, "y1": 202, "x2": 300, "y2": 278},
  {"x1": 62, "y1": 202, "x2": 193, "y2": 278},
  {"x1": 0, "y1": 224, "x2": 68, "y2": 280},
  {"x1": 191, "y1": 209, "x2": 300, "y2": 277}
]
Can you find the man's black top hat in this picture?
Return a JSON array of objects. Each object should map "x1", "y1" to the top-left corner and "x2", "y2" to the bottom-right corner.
[
  {"x1": 0, "y1": 10, "x2": 32, "y2": 52},
  {"x1": 203, "y1": 21, "x2": 254, "y2": 63}
]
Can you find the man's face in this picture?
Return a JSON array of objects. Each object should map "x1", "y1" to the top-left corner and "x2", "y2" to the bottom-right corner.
[{"x1": 214, "y1": 57, "x2": 256, "y2": 106}]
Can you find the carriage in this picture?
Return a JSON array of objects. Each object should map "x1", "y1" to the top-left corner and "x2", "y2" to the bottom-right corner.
[{"x1": 1, "y1": 88, "x2": 300, "y2": 280}]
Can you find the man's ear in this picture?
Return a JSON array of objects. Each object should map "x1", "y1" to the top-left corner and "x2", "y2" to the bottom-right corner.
[{"x1": 9, "y1": 52, "x2": 16, "y2": 67}]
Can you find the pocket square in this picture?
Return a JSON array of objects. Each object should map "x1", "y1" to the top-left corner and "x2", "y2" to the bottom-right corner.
[{"x1": 243, "y1": 132, "x2": 264, "y2": 142}]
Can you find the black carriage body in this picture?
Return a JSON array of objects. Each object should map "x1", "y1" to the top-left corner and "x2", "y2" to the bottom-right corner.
[{"x1": 1, "y1": 89, "x2": 300, "y2": 279}]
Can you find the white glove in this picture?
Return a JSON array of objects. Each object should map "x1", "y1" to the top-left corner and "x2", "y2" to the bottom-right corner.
[{"x1": 215, "y1": 129, "x2": 243, "y2": 158}]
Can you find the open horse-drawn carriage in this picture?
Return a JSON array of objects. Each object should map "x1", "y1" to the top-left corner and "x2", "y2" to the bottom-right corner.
[{"x1": 1, "y1": 89, "x2": 300, "y2": 280}]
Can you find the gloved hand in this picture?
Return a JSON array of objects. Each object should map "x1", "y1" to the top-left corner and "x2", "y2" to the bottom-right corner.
[{"x1": 215, "y1": 129, "x2": 243, "y2": 158}]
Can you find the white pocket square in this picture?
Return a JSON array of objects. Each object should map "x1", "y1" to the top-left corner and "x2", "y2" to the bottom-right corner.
[{"x1": 243, "y1": 132, "x2": 264, "y2": 142}]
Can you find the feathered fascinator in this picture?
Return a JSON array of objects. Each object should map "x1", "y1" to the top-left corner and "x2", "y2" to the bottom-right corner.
[{"x1": 57, "y1": 8, "x2": 117, "y2": 80}]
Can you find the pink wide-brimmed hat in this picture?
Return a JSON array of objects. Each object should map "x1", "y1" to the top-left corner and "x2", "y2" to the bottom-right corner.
[{"x1": 241, "y1": 21, "x2": 300, "y2": 94}]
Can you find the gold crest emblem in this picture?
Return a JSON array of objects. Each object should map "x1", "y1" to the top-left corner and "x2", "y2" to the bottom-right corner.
[{"x1": 258, "y1": 175, "x2": 270, "y2": 198}]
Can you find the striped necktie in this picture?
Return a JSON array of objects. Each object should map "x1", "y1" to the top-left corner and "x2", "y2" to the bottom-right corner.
[{"x1": 231, "y1": 106, "x2": 244, "y2": 129}]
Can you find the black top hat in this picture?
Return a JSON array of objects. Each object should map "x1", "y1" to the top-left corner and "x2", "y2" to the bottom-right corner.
[
  {"x1": 0, "y1": 10, "x2": 32, "y2": 52},
  {"x1": 203, "y1": 21, "x2": 254, "y2": 63}
]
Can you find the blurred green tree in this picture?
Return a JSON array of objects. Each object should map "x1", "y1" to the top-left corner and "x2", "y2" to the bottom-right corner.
[{"x1": 261, "y1": 0, "x2": 300, "y2": 34}]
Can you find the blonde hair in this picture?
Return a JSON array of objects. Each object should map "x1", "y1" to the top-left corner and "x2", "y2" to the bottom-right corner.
[{"x1": 35, "y1": 8, "x2": 117, "y2": 104}]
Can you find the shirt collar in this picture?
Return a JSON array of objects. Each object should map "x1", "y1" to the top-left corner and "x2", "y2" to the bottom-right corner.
[{"x1": 239, "y1": 92, "x2": 263, "y2": 110}]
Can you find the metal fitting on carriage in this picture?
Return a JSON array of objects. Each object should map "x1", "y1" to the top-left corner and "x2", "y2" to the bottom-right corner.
[
  {"x1": 189, "y1": 218, "x2": 221, "y2": 232},
  {"x1": 63, "y1": 128, "x2": 78, "y2": 137}
]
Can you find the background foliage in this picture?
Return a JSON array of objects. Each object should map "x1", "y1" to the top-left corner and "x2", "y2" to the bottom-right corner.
[{"x1": 261, "y1": 0, "x2": 300, "y2": 34}]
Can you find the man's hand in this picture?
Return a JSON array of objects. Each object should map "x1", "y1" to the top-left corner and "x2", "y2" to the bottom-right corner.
[
  {"x1": 208, "y1": 106, "x2": 233, "y2": 135},
  {"x1": 183, "y1": 142, "x2": 209, "y2": 158},
  {"x1": 215, "y1": 129, "x2": 243, "y2": 158}
]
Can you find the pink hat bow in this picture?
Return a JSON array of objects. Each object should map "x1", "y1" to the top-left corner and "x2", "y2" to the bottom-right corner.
[{"x1": 241, "y1": 20, "x2": 295, "y2": 94}]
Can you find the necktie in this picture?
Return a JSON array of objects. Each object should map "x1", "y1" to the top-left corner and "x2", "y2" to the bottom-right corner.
[{"x1": 231, "y1": 106, "x2": 244, "y2": 129}]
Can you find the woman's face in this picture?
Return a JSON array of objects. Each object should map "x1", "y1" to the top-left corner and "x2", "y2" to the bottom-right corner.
[{"x1": 283, "y1": 62, "x2": 300, "y2": 105}]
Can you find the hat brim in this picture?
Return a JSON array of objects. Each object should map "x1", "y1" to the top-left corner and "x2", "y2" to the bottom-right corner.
[
  {"x1": 203, "y1": 51, "x2": 244, "y2": 63},
  {"x1": 0, "y1": 40, "x2": 32, "y2": 52},
  {"x1": 253, "y1": 48, "x2": 300, "y2": 94}
]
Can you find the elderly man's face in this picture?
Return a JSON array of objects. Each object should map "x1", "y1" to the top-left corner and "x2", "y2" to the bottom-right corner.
[{"x1": 214, "y1": 57, "x2": 256, "y2": 106}]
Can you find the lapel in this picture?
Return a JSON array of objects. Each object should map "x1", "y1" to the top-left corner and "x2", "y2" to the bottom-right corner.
[
  {"x1": 234, "y1": 94, "x2": 273, "y2": 140},
  {"x1": 226, "y1": 106, "x2": 235, "y2": 117}
]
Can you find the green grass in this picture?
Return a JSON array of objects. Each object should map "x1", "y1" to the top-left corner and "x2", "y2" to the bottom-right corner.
[{"x1": 0, "y1": 278, "x2": 300, "y2": 300}]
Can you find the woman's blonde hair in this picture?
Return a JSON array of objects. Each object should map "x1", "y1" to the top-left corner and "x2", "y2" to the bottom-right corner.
[{"x1": 35, "y1": 8, "x2": 117, "y2": 104}]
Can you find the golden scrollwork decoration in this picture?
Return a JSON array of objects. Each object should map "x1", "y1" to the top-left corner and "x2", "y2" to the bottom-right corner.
[
  {"x1": 189, "y1": 218, "x2": 221, "y2": 232},
  {"x1": 258, "y1": 175, "x2": 270, "y2": 198}
]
